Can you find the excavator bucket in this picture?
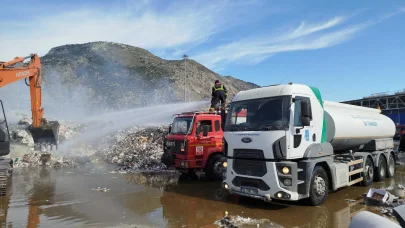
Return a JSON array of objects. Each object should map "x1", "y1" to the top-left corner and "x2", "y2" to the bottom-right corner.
[{"x1": 27, "y1": 120, "x2": 60, "y2": 150}]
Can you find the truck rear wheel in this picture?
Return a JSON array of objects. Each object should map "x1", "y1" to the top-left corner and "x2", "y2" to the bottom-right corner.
[
  {"x1": 308, "y1": 165, "x2": 329, "y2": 206},
  {"x1": 387, "y1": 153, "x2": 396, "y2": 178},
  {"x1": 205, "y1": 154, "x2": 224, "y2": 181},
  {"x1": 375, "y1": 155, "x2": 387, "y2": 182}
]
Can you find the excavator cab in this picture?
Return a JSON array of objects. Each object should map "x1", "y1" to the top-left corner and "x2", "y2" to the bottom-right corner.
[
  {"x1": 27, "y1": 119, "x2": 59, "y2": 150},
  {"x1": 0, "y1": 100, "x2": 10, "y2": 157}
]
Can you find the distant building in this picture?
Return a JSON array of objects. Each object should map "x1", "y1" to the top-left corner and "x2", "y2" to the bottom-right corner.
[{"x1": 342, "y1": 89, "x2": 405, "y2": 125}]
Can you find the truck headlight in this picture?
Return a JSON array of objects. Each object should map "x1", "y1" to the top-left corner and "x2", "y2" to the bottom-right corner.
[
  {"x1": 223, "y1": 161, "x2": 228, "y2": 168},
  {"x1": 282, "y1": 167, "x2": 290, "y2": 174}
]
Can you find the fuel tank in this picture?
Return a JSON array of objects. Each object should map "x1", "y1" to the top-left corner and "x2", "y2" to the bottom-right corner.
[{"x1": 323, "y1": 101, "x2": 395, "y2": 151}]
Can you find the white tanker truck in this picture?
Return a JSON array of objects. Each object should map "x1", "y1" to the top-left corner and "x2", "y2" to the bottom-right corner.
[{"x1": 221, "y1": 83, "x2": 397, "y2": 206}]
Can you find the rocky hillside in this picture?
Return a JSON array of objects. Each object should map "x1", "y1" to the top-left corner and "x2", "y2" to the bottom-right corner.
[{"x1": 40, "y1": 42, "x2": 260, "y2": 111}]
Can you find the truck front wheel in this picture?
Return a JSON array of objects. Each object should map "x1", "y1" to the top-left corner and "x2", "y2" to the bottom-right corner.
[
  {"x1": 361, "y1": 156, "x2": 374, "y2": 186},
  {"x1": 308, "y1": 165, "x2": 329, "y2": 206},
  {"x1": 205, "y1": 154, "x2": 224, "y2": 181}
]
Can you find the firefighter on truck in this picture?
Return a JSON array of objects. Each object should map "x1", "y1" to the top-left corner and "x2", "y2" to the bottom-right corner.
[{"x1": 210, "y1": 80, "x2": 228, "y2": 112}]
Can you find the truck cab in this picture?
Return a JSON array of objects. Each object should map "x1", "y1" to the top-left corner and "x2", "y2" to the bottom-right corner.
[
  {"x1": 161, "y1": 111, "x2": 228, "y2": 180},
  {"x1": 221, "y1": 83, "x2": 396, "y2": 206},
  {"x1": 395, "y1": 124, "x2": 405, "y2": 140}
]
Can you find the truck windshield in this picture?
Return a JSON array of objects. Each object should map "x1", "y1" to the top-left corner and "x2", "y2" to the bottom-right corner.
[
  {"x1": 225, "y1": 96, "x2": 291, "y2": 131},
  {"x1": 171, "y1": 117, "x2": 193, "y2": 134}
]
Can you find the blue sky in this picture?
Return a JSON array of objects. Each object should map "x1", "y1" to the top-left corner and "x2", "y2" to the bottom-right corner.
[{"x1": 1, "y1": 0, "x2": 404, "y2": 102}]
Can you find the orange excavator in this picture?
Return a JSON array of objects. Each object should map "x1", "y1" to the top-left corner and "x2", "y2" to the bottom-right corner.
[{"x1": 0, "y1": 53, "x2": 60, "y2": 195}]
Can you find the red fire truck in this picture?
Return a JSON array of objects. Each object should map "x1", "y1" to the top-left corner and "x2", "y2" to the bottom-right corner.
[{"x1": 161, "y1": 109, "x2": 247, "y2": 180}]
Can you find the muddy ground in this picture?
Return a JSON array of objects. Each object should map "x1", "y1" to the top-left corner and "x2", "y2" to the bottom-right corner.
[
  {"x1": 1, "y1": 128, "x2": 403, "y2": 228},
  {"x1": 1, "y1": 152, "x2": 405, "y2": 227}
]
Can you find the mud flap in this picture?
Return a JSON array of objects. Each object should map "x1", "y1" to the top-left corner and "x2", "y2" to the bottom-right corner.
[
  {"x1": 28, "y1": 120, "x2": 60, "y2": 149},
  {"x1": 161, "y1": 153, "x2": 173, "y2": 167}
]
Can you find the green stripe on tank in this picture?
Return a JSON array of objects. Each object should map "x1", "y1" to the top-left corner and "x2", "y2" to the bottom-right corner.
[{"x1": 309, "y1": 86, "x2": 327, "y2": 143}]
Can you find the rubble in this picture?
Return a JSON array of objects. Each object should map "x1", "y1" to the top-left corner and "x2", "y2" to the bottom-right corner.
[
  {"x1": 214, "y1": 212, "x2": 282, "y2": 228},
  {"x1": 123, "y1": 171, "x2": 180, "y2": 188},
  {"x1": 92, "y1": 187, "x2": 110, "y2": 192},
  {"x1": 387, "y1": 185, "x2": 405, "y2": 198},
  {"x1": 362, "y1": 187, "x2": 405, "y2": 218},
  {"x1": 94, "y1": 125, "x2": 169, "y2": 171},
  {"x1": 12, "y1": 151, "x2": 91, "y2": 168},
  {"x1": 8, "y1": 117, "x2": 170, "y2": 172},
  {"x1": 12, "y1": 130, "x2": 35, "y2": 148}
]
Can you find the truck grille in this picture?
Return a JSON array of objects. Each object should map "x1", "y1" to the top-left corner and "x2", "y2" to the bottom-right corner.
[
  {"x1": 233, "y1": 149, "x2": 267, "y2": 177},
  {"x1": 165, "y1": 140, "x2": 186, "y2": 154},
  {"x1": 232, "y1": 176, "x2": 270, "y2": 191}
]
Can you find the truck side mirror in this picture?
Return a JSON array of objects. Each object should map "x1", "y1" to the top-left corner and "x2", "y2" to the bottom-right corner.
[
  {"x1": 300, "y1": 100, "x2": 311, "y2": 127},
  {"x1": 301, "y1": 100, "x2": 312, "y2": 118},
  {"x1": 301, "y1": 116, "x2": 311, "y2": 126},
  {"x1": 168, "y1": 124, "x2": 172, "y2": 134},
  {"x1": 202, "y1": 125, "x2": 209, "y2": 137}
]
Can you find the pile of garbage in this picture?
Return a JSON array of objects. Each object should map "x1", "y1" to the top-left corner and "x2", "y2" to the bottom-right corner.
[
  {"x1": 13, "y1": 151, "x2": 91, "y2": 168},
  {"x1": 214, "y1": 212, "x2": 282, "y2": 228},
  {"x1": 9, "y1": 118, "x2": 83, "y2": 149},
  {"x1": 8, "y1": 117, "x2": 170, "y2": 171},
  {"x1": 95, "y1": 125, "x2": 169, "y2": 171},
  {"x1": 122, "y1": 171, "x2": 180, "y2": 188},
  {"x1": 9, "y1": 118, "x2": 91, "y2": 168}
]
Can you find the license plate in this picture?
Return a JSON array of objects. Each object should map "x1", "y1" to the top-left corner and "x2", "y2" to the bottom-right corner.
[{"x1": 240, "y1": 187, "x2": 258, "y2": 195}]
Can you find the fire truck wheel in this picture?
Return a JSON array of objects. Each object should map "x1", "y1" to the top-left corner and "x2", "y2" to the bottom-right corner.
[{"x1": 205, "y1": 154, "x2": 224, "y2": 181}]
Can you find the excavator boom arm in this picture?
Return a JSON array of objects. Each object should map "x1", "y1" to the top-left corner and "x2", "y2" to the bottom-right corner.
[
  {"x1": 0, "y1": 54, "x2": 59, "y2": 148},
  {"x1": 0, "y1": 54, "x2": 43, "y2": 127}
]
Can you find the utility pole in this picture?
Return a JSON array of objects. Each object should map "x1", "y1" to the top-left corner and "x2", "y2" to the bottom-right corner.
[{"x1": 182, "y1": 54, "x2": 188, "y2": 102}]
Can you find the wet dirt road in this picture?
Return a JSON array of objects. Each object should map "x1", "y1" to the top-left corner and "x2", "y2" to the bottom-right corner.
[{"x1": 1, "y1": 161, "x2": 405, "y2": 228}]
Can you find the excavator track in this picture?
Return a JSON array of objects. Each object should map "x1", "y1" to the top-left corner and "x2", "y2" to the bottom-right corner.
[{"x1": 0, "y1": 159, "x2": 12, "y2": 196}]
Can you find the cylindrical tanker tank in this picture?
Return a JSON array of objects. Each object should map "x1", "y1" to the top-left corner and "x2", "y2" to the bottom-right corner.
[{"x1": 323, "y1": 101, "x2": 395, "y2": 151}]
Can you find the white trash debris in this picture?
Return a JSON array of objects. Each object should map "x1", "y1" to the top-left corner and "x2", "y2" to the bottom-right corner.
[
  {"x1": 92, "y1": 187, "x2": 110, "y2": 192},
  {"x1": 365, "y1": 188, "x2": 398, "y2": 206}
]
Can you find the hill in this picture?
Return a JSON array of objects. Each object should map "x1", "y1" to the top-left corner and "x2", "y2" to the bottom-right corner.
[{"x1": 38, "y1": 42, "x2": 259, "y2": 113}]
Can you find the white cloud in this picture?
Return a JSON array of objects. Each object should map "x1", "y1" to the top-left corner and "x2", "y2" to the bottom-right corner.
[
  {"x1": 193, "y1": 11, "x2": 404, "y2": 69},
  {"x1": 0, "y1": 1, "x2": 243, "y2": 60}
]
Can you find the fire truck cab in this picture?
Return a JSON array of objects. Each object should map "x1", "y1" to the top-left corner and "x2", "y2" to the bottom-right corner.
[{"x1": 161, "y1": 110, "x2": 228, "y2": 180}]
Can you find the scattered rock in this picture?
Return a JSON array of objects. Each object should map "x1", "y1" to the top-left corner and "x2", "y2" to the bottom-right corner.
[
  {"x1": 214, "y1": 213, "x2": 282, "y2": 228},
  {"x1": 92, "y1": 187, "x2": 110, "y2": 192},
  {"x1": 18, "y1": 117, "x2": 32, "y2": 126},
  {"x1": 12, "y1": 130, "x2": 34, "y2": 148}
]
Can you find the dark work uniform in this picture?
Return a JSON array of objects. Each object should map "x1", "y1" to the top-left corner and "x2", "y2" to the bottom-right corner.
[
  {"x1": 211, "y1": 83, "x2": 228, "y2": 109},
  {"x1": 399, "y1": 134, "x2": 405, "y2": 152}
]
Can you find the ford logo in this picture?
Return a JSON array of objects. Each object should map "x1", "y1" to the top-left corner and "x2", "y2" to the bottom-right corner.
[{"x1": 241, "y1": 137, "x2": 252, "y2": 143}]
